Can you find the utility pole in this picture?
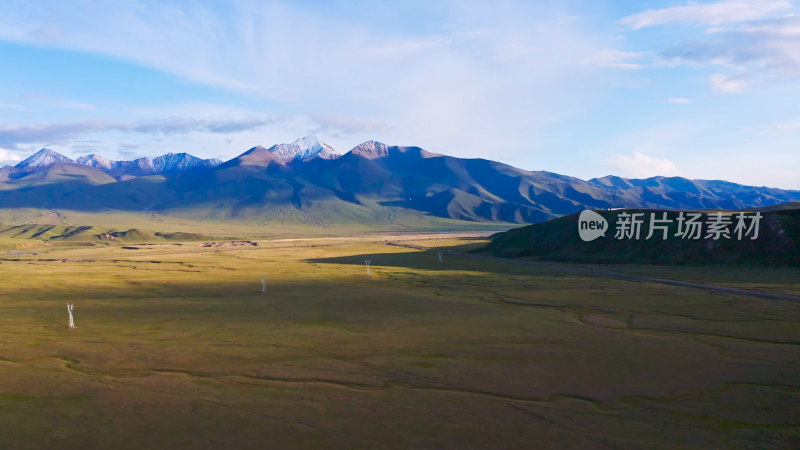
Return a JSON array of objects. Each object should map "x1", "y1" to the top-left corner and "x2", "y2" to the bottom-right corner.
[{"x1": 67, "y1": 303, "x2": 76, "y2": 328}]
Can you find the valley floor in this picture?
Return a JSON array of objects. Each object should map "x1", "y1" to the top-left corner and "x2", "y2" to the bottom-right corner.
[{"x1": 0, "y1": 235, "x2": 799, "y2": 448}]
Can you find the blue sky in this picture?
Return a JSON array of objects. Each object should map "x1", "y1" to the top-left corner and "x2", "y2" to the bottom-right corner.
[{"x1": 0, "y1": 0, "x2": 799, "y2": 188}]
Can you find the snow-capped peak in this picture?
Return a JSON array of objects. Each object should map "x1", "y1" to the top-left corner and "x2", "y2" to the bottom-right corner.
[
  {"x1": 151, "y1": 153, "x2": 222, "y2": 173},
  {"x1": 294, "y1": 136, "x2": 321, "y2": 149},
  {"x1": 72, "y1": 152, "x2": 221, "y2": 177},
  {"x1": 153, "y1": 153, "x2": 193, "y2": 173},
  {"x1": 349, "y1": 141, "x2": 390, "y2": 159},
  {"x1": 267, "y1": 136, "x2": 340, "y2": 162},
  {"x1": 15, "y1": 148, "x2": 73, "y2": 169},
  {"x1": 76, "y1": 154, "x2": 114, "y2": 170}
]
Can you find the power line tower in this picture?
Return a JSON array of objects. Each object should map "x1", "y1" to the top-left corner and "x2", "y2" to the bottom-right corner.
[{"x1": 67, "y1": 303, "x2": 76, "y2": 329}]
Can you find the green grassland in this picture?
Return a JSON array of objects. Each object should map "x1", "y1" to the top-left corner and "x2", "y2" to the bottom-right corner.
[
  {"x1": 1, "y1": 236, "x2": 799, "y2": 448},
  {"x1": 0, "y1": 207, "x2": 514, "y2": 241},
  {"x1": 571, "y1": 263, "x2": 800, "y2": 297}
]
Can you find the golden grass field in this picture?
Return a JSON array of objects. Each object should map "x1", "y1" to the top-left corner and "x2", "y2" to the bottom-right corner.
[{"x1": 1, "y1": 234, "x2": 799, "y2": 448}]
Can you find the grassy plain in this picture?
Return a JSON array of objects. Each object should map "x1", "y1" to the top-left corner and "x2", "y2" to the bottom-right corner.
[
  {"x1": 0, "y1": 234, "x2": 799, "y2": 448},
  {"x1": 0, "y1": 208, "x2": 514, "y2": 239},
  {"x1": 575, "y1": 263, "x2": 800, "y2": 297}
]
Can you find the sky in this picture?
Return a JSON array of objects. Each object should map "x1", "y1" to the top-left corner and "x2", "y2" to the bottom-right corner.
[{"x1": 0, "y1": 0, "x2": 799, "y2": 188}]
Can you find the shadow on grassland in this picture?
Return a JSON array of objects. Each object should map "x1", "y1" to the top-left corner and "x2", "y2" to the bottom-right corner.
[{"x1": 304, "y1": 248, "x2": 550, "y2": 276}]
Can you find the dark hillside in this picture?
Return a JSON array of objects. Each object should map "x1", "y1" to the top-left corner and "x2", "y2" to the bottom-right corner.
[{"x1": 481, "y1": 205, "x2": 800, "y2": 266}]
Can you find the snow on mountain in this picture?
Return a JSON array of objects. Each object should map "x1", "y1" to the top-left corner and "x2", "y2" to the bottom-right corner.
[
  {"x1": 293, "y1": 136, "x2": 340, "y2": 160},
  {"x1": 152, "y1": 153, "x2": 222, "y2": 173},
  {"x1": 72, "y1": 152, "x2": 221, "y2": 177},
  {"x1": 268, "y1": 144, "x2": 303, "y2": 162},
  {"x1": 76, "y1": 154, "x2": 114, "y2": 170},
  {"x1": 15, "y1": 149, "x2": 73, "y2": 169},
  {"x1": 267, "y1": 136, "x2": 340, "y2": 163},
  {"x1": 349, "y1": 141, "x2": 390, "y2": 159},
  {"x1": 18, "y1": 138, "x2": 334, "y2": 178}
]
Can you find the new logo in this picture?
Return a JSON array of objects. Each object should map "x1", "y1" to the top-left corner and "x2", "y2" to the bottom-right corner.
[{"x1": 578, "y1": 210, "x2": 608, "y2": 242}]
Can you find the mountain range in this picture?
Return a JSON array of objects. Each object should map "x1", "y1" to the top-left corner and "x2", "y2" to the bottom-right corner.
[
  {"x1": 15, "y1": 148, "x2": 222, "y2": 180},
  {"x1": 1, "y1": 136, "x2": 799, "y2": 225}
]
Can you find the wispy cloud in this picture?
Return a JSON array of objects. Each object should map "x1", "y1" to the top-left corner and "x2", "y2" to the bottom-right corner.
[
  {"x1": 619, "y1": 0, "x2": 793, "y2": 29},
  {"x1": 0, "y1": 121, "x2": 117, "y2": 148},
  {"x1": 0, "y1": 147, "x2": 22, "y2": 164},
  {"x1": 663, "y1": 15, "x2": 800, "y2": 77},
  {"x1": 132, "y1": 117, "x2": 280, "y2": 135},
  {"x1": 116, "y1": 143, "x2": 143, "y2": 159},
  {"x1": 0, "y1": 117, "x2": 277, "y2": 148},
  {"x1": 667, "y1": 97, "x2": 693, "y2": 104},
  {"x1": 773, "y1": 122, "x2": 800, "y2": 130},
  {"x1": 584, "y1": 49, "x2": 646, "y2": 69},
  {"x1": 309, "y1": 114, "x2": 392, "y2": 137},
  {"x1": 0, "y1": 102, "x2": 25, "y2": 110},
  {"x1": 710, "y1": 74, "x2": 748, "y2": 93},
  {"x1": 361, "y1": 36, "x2": 452, "y2": 58},
  {"x1": 609, "y1": 152, "x2": 679, "y2": 178},
  {"x1": 54, "y1": 101, "x2": 97, "y2": 110}
]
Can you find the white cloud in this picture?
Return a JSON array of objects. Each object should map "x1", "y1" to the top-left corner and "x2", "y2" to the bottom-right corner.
[
  {"x1": 619, "y1": 0, "x2": 793, "y2": 29},
  {"x1": 361, "y1": 36, "x2": 453, "y2": 58},
  {"x1": 55, "y1": 101, "x2": 97, "y2": 110},
  {"x1": 309, "y1": 114, "x2": 392, "y2": 137},
  {"x1": 0, "y1": 116, "x2": 278, "y2": 148},
  {"x1": 773, "y1": 122, "x2": 800, "y2": 130},
  {"x1": 664, "y1": 15, "x2": 800, "y2": 78},
  {"x1": 0, "y1": 147, "x2": 22, "y2": 165},
  {"x1": 0, "y1": 102, "x2": 24, "y2": 110},
  {"x1": 667, "y1": 97, "x2": 693, "y2": 103},
  {"x1": 710, "y1": 74, "x2": 748, "y2": 93},
  {"x1": 584, "y1": 49, "x2": 646, "y2": 69},
  {"x1": 609, "y1": 152, "x2": 679, "y2": 178}
]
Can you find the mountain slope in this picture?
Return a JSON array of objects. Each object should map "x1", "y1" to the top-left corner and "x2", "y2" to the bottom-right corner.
[
  {"x1": 480, "y1": 206, "x2": 800, "y2": 266},
  {"x1": 2, "y1": 162, "x2": 116, "y2": 190}
]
